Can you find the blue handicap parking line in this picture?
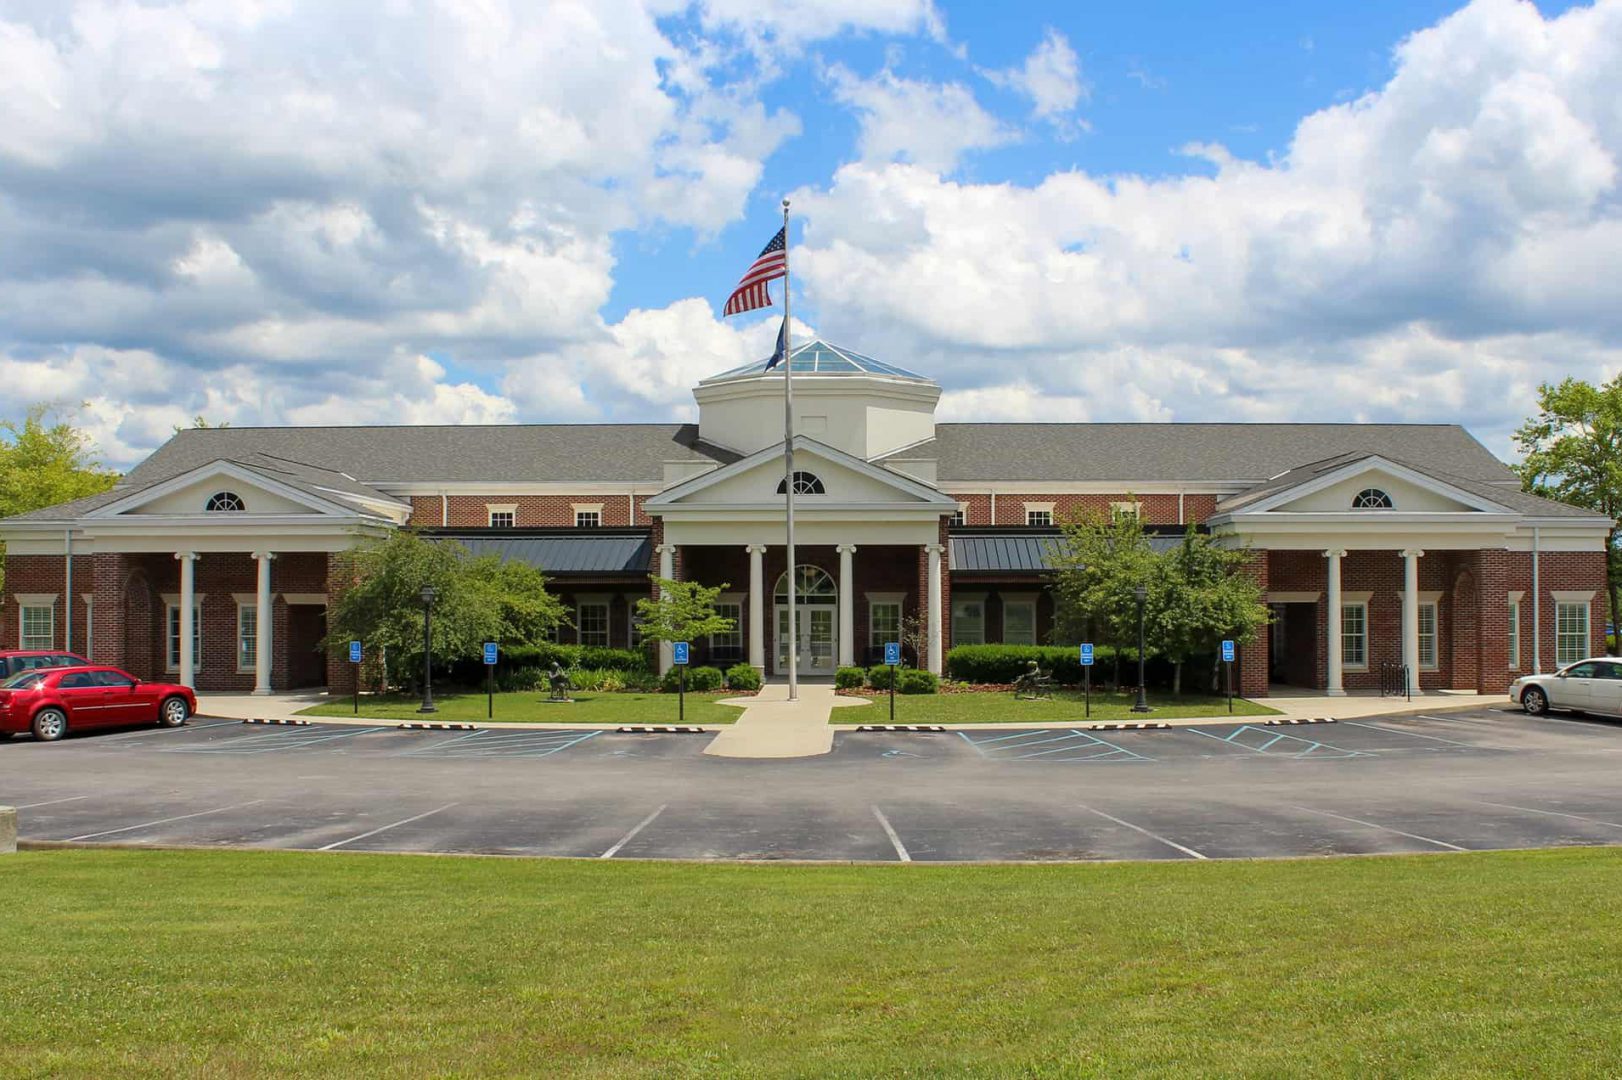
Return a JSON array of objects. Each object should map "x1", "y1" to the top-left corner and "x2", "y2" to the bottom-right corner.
[
  {"x1": 162, "y1": 726, "x2": 390, "y2": 755},
  {"x1": 393, "y1": 729, "x2": 602, "y2": 759},
  {"x1": 959, "y1": 728, "x2": 1150, "y2": 763},
  {"x1": 1187, "y1": 724, "x2": 1368, "y2": 759}
]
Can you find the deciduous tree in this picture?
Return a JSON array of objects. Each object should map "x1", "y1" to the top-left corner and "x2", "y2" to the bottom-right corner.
[{"x1": 634, "y1": 577, "x2": 736, "y2": 646}]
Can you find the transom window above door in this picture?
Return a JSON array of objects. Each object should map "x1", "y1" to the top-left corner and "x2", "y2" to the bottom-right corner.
[
  {"x1": 776, "y1": 471, "x2": 826, "y2": 496},
  {"x1": 774, "y1": 565, "x2": 836, "y2": 604},
  {"x1": 1351, "y1": 488, "x2": 1394, "y2": 509},
  {"x1": 205, "y1": 491, "x2": 246, "y2": 512}
]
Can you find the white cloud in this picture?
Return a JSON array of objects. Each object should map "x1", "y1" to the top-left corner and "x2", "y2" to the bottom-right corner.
[
  {"x1": 826, "y1": 64, "x2": 1014, "y2": 173},
  {"x1": 987, "y1": 28, "x2": 1088, "y2": 122}
]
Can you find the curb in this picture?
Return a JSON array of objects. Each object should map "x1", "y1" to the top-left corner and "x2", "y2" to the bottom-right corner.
[
  {"x1": 1083, "y1": 722, "x2": 1170, "y2": 731},
  {"x1": 1265, "y1": 717, "x2": 1336, "y2": 725},
  {"x1": 243, "y1": 718, "x2": 310, "y2": 727},
  {"x1": 616, "y1": 725, "x2": 709, "y2": 733},
  {"x1": 398, "y1": 722, "x2": 479, "y2": 731},
  {"x1": 856, "y1": 724, "x2": 947, "y2": 732}
]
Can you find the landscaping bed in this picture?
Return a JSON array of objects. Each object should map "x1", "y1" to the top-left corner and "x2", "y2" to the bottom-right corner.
[
  {"x1": 299, "y1": 690, "x2": 746, "y2": 725},
  {"x1": 830, "y1": 688, "x2": 1278, "y2": 723}
]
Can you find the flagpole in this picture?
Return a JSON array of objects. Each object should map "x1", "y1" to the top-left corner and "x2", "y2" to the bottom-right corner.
[{"x1": 781, "y1": 198, "x2": 797, "y2": 701}]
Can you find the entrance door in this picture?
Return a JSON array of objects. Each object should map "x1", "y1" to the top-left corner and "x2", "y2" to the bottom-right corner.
[
  {"x1": 286, "y1": 605, "x2": 327, "y2": 688},
  {"x1": 775, "y1": 604, "x2": 837, "y2": 676}
]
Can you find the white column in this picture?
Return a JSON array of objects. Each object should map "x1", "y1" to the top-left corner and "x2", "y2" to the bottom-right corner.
[
  {"x1": 746, "y1": 544, "x2": 766, "y2": 674},
  {"x1": 1324, "y1": 548, "x2": 1346, "y2": 697},
  {"x1": 837, "y1": 544, "x2": 856, "y2": 668},
  {"x1": 176, "y1": 552, "x2": 198, "y2": 689},
  {"x1": 1402, "y1": 548, "x2": 1424, "y2": 696},
  {"x1": 926, "y1": 543, "x2": 943, "y2": 675},
  {"x1": 656, "y1": 543, "x2": 674, "y2": 674},
  {"x1": 252, "y1": 551, "x2": 275, "y2": 695}
]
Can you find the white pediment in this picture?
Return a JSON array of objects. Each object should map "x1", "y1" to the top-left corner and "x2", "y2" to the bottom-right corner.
[
  {"x1": 647, "y1": 436, "x2": 957, "y2": 513},
  {"x1": 1245, "y1": 458, "x2": 1511, "y2": 516},
  {"x1": 87, "y1": 461, "x2": 364, "y2": 520}
]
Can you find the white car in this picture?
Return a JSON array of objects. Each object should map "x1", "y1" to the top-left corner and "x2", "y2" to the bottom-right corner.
[{"x1": 1510, "y1": 658, "x2": 1622, "y2": 717}]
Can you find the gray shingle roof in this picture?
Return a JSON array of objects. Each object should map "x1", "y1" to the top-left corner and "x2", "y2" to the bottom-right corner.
[{"x1": 920, "y1": 423, "x2": 1518, "y2": 484}]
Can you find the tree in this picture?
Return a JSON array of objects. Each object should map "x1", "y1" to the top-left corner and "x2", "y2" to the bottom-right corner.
[
  {"x1": 0, "y1": 404, "x2": 120, "y2": 521},
  {"x1": 634, "y1": 577, "x2": 736, "y2": 647},
  {"x1": 1049, "y1": 505, "x2": 1161, "y2": 686},
  {"x1": 326, "y1": 531, "x2": 567, "y2": 687},
  {"x1": 1148, "y1": 528, "x2": 1268, "y2": 695},
  {"x1": 1514, "y1": 376, "x2": 1622, "y2": 654}
]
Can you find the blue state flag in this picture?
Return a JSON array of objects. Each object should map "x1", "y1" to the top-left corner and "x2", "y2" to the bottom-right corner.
[{"x1": 764, "y1": 315, "x2": 789, "y2": 371}]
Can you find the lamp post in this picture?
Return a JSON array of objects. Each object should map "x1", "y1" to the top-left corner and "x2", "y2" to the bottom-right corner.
[
  {"x1": 1131, "y1": 584, "x2": 1151, "y2": 713},
  {"x1": 418, "y1": 584, "x2": 439, "y2": 714}
]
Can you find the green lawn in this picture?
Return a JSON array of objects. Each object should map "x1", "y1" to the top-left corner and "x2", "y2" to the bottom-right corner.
[
  {"x1": 2, "y1": 848, "x2": 1620, "y2": 1076},
  {"x1": 834, "y1": 688, "x2": 1279, "y2": 723},
  {"x1": 298, "y1": 690, "x2": 744, "y2": 725}
]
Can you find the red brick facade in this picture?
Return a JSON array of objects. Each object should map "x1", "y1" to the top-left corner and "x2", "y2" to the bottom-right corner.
[
  {"x1": 407, "y1": 494, "x2": 650, "y2": 528},
  {"x1": 948, "y1": 492, "x2": 1220, "y2": 526}
]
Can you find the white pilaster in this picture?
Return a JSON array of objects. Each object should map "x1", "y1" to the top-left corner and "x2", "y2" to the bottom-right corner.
[
  {"x1": 176, "y1": 552, "x2": 198, "y2": 689},
  {"x1": 1402, "y1": 548, "x2": 1424, "y2": 696},
  {"x1": 1324, "y1": 548, "x2": 1346, "y2": 697},
  {"x1": 926, "y1": 543, "x2": 943, "y2": 675},
  {"x1": 836, "y1": 544, "x2": 856, "y2": 668},
  {"x1": 252, "y1": 551, "x2": 275, "y2": 695},
  {"x1": 656, "y1": 543, "x2": 674, "y2": 674},
  {"x1": 746, "y1": 544, "x2": 766, "y2": 673}
]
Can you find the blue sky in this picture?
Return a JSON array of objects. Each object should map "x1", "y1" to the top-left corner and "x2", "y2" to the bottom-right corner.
[{"x1": 0, "y1": 0, "x2": 1617, "y2": 467}]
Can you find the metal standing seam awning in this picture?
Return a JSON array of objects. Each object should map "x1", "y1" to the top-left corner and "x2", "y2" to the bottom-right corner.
[
  {"x1": 949, "y1": 530, "x2": 1190, "y2": 574},
  {"x1": 429, "y1": 530, "x2": 653, "y2": 576}
]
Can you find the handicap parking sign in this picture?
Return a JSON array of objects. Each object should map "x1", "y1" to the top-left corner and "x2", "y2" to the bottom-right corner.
[
  {"x1": 1221, "y1": 639, "x2": 1235, "y2": 663},
  {"x1": 884, "y1": 641, "x2": 901, "y2": 666},
  {"x1": 483, "y1": 642, "x2": 499, "y2": 666},
  {"x1": 348, "y1": 640, "x2": 362, "y2": 663},
  {"x1": 1079, "y1": 642, "x2": 1094, "y2": 666},
  {"x1": 673, "y1": 641, "x2": 690, "y2": 666}
]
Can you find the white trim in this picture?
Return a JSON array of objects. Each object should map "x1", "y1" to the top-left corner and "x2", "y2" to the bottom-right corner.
[
  {"x1": 570, "y1": 503, "x2": 604, "y2": 513},
  {"x1": 160, "y1": 592, "x2": 209, "y2": 606},
  {"x1": 1340, "y1": 599, "x2": 1370, "y2": 672},
  {"x1": 1551, "y1": 590, "x2": 1597, "y2": 603},
  {"x1": 1110, "y1": 500, "x2": 1142, "y2": 517},
  {"x1": 1508, "y1": 597, "x2": 1521, "y2": 671},
  {"x1": 1230, "y1": 455, "x2": 1516, "y2": 516},
  {"x1": 944, "y1": 481, "x2": 1240, "y2": 496},
  {"x1": 163, "y1": 600, "x2": 203, "y2": 673},
  {"x1": 1342, "y1": 590, "x2": 1373, "y2": 604},
  {"x1": 85, "y1": 459, "x2": 365, "y2": 520},
  {"x1": 1265, "y1": 591, "x2": 1322, "y2": 604},
  {"x1": 13, "y1": 593, "x2": 59, "y2": 606},
  {"x1": 1507, "y1": 590, "x2": 1525, "y2": 603},
  {"x1": 231, "y1": 592, "x2": 259, "y2": 605},
  {"x1": 1022, "y1": 502, "x2": 1055, "y2": 512},
  {"x1": 17, "y1": 602, "x2": 55, "y2": 651},
  {"x1": 1416, "y1": 600, "x2": 1439, "y2": 672},
  {"x1": 646, "y1": 434, "x2": 959, "y2": 511},
  {"x1": 1402, "y1": 590, "x2": 1444, "y2": 605},
  {"x1": 282, "y1": 593, "x2": 327, "y2": 606},
  {"x1": 234, "y1": 598, "x2": 259, "y2": 673}
]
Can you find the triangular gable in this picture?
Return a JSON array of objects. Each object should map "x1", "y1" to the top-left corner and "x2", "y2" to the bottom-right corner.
[
  {"x1": 85, "y1": 460, "x2": 370, "y2": 519},
  {"x1": 1236, "y1": 455, "x2": 1513, "y2": 516},
  {"x1": 646, "y1": 435, "x2": 958, "y2": 510}
]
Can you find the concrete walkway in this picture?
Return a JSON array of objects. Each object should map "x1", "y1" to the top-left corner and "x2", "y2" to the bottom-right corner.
[{"x1": 702, "y1": 682, "x2": 871, "y2": 759}]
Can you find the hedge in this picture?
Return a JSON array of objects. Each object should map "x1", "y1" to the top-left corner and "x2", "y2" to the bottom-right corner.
[
  {"x1": 835, "y1": 666, "x2": 867, "y2": 690},
  {"x1": 450, "y1": 642, "x2": 650, "y2": 686},
  {"x1": 661, "y1": 665, "x2": 723, "y2": 692},
  {"x1": 867, "y1": 665, "x2": 899, "y2": 690},
  {"x1": 898, "y1": 669, "x2": 938, "y2": 694},
  {"x1": 725, "y1": 663, "x2": 762, "y2": 692},
  {"x1": 945, "y1": 643, "x2": 1221, "y2": 689}
]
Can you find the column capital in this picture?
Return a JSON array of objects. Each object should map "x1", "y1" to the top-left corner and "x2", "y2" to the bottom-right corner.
[
  {"x1": 251, "y1": 550, "x2": 276, "y2": 562},
  {"x1": 836, "y1": 544, "x2": 858, "y2": 555},
  {"x1": 924, "y1": 543, "x2": 945, "y2": 555},
  {"x1": 1400, "y1": 548, "x2": 1426, "y2": 559},
  {"x1": 174, "y1": 551, "x2": 199, "y2": 562},
  {"x1": 744, "y1": 544, "x2": 768, "y2": 555},
  {"x1": 655, "y1": 543, "x2": 673, "y2": 554},
  {"x1": 1322, "y1": 548, "x2": 1347, "y2": 559}
]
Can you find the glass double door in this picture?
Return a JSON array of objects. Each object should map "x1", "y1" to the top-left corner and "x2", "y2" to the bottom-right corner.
[{"x1": 776, "y1": 604, "x2": 836, "y2": 675}]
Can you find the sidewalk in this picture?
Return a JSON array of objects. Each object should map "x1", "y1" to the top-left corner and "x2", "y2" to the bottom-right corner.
[{"x1": 703, "y1": 683, "x2": 871, "y2": 759}]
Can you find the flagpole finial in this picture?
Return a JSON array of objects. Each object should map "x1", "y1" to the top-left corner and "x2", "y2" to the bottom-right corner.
[{"x1": 782, "y1": 198, "x2": 790, "y2": 210}]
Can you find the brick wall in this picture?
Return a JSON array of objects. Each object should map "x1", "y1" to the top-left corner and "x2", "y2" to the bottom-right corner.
[
  {"x1": 946, "y1": 493, "x2": 1220, "y2": 526},
  {"x1": 407, "y1": 493, "x2": 649, "y2": 527},
  {"x1": 2, "y1": 555, "x2": 94, "y2": 653}
]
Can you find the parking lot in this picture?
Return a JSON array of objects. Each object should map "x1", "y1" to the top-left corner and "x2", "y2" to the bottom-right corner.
[{"x1": 4, "y1": 707, "x2": 1622, "y2": 862}]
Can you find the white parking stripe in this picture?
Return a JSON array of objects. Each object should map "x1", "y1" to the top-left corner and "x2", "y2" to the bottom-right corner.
[
  {"x1": 1338, "y1": 720, "x2": 1483, "y2": 748},
  {"x1": 63, "y1": 800, "x2": 266, "y2": 842},
  {"x1": 1077, "y1": 803, "x2": 1207, "y2": 859},
  {"x1": 1471, "y1": 799, "x2": 1622, "y2": 830},
  {"x1": 871, "y1": 805, "x2": 912, "y2": 862},
  {"x1": 317, "y1": 803, "x2": 460, "y2": 851},
  {"x1": 600, "y1": 804, "x2": 667, "y2": 859},
  {"x1": 15, "y1": 794, "x2": 91, "y2": 810},
  {"x1": 1290, "y1": 805, "x2": 1468, "y2": 851},
  {"x1": 100, "y1": 719, "x2": 240, "y2": 741}
]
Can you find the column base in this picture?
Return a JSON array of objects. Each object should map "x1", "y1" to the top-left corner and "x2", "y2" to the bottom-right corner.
[
  {"x1": 251, "y1": 688, "x2": 273, "y2": 696},
  {"x1": 1325, "y1": 688, "x2": 1347, "y2": 697}
]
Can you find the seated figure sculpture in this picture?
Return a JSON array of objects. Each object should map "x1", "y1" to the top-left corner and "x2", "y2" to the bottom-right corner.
[
  {"x1": 546, "y1": 661, "x2": 573, "y2": 702},
  {"x1": 1012, "y1": 658, "x2": 1054, "y2": 700}
]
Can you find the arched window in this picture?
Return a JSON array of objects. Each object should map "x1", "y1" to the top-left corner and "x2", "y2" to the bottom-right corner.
[
  {"x1": 773, "y1": 565, "x2": 837, "y2": 604},
  {"x1": 1351, "y1": 488, "x2": 1394, "y2": 509},
  {"x1": 205, "y1": 491, "x2": 246, "y2": 512},
  {"x1": 775, "y1": 471, "x2": 826, "y2": 496}
]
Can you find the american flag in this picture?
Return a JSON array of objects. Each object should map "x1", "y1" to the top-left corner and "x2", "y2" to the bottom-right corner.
[{"x1": 722, "y1": 227, "x2": 786, "y2": 316}]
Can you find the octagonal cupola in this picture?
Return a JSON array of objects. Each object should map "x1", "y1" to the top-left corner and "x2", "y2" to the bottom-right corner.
[{"x1": 694, "y1": 339, "x2": 940, "y2": 459}]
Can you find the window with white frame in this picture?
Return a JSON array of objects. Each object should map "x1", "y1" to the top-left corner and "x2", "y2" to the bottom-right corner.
[
  {"x1": 166, "y1": 602, "x2": 202, "y2": 671},
  {"x1": 575, "y1": 509, "x2": 602, "y2": 528},
  {"x1": 1111, "y1": 501, "x2": 1142, "y2": 522},
  {"x1": 83, "y1": 595, "x2": 94, "y2": 660},
  {"x1": 1025, "y1": 508, "x2": 1053, "y2": 526},
  {"x1": 869, "y1": 598, "x2": 902, "y2": 650},
  {"x1": 237, "y1": 603, "x2": 258, "y2": 672},
  {"x1": 1508, "y1": 598, "x2": 1521, "y2": 670},
  {"x1": 1417, "y1": 602, "x2": 1438, "y2": 669},
  {"x1": 711, "y1": 601, "x2": 742, "y2": 657},
  {"x1": 1556, "y1": 601, "x2": 1590, "y2": 665},
  {"x1": 488, "y1": 509, "x2": 516, "y2": 528},
  {"x1": 19, "y1": 603, "x2": 54, "y2": 651},
  {"x1": 1342, "y1": 602, "x2": 1368, "y2": 669},
  {"x1": 952, "y1": 597, "x2": 985, "y2": 646},
  {"x1": 949, "y1": 506, "x2": 966, "y2": 526},
  {"x1": 577, "y1": 601, "x2": 610, "y2": 647},
  {"x1": 1002, "y1": 598, "x2": 1037, "y2": 646}
]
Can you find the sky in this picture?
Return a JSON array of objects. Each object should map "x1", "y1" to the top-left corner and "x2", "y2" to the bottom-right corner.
[{"x1": 0, "y1": 0, "x2": 1617, "y2": 470}]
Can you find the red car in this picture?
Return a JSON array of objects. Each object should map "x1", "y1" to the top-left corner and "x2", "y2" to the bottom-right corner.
[
  {"x1": 0, "y1": 666, "x2": 196, "y2": 741},
  {"x1": 0, "y1": 650, "x2": 89, "y2": 679}
]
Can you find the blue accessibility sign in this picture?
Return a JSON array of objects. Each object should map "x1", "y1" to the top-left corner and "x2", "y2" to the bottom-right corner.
[
  {"x1": 348, "y1": 640, "x2": 362, "y2": 664},
  {"x1": 483, "y1": 642, "x2": 498, "y2": 666},
  {"x1": 1221, "y1": 639, "x2": 1236, "y2": 663},
  {"x1": 884, "y1": 641, "x2": 901, "y2": 666},
  {"x1": 673, "y1": 641, "x2": 690, "y2": 666},
  {"x1": 1079, "y1": 642, "x2": 1094, "y2": 666}
]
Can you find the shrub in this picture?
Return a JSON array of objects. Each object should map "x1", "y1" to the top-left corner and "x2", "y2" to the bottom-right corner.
[
  {"x1": 835, "y1": 666, "x2": 867, "y2": 690},
  {"x1": 725, "y1": 663, "x2": 762, "y2": 692},
  {"x1": 898, "y1": 668, "x2": 938, "y2": 694},
  {"x1": 661, "y1": 665, "x2": 724, "y2": 692},
  {"x1": 620, "y1": 668, "x2": 661, "y2": 692},
  {"x1": 867, "y1": 664, "x2": 899, "y2": 690},
  {"x1": 569, "y1": 667, "x2": 625, "y2": 692}
]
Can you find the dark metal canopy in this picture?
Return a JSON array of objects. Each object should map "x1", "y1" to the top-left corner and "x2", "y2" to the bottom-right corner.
[{"x1": 425, "y1": 528, "x2": 652, "y2": 577}]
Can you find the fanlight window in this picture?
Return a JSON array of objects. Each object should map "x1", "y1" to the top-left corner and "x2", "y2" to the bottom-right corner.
[
  {"x1": 1351, "y1": 488, "x2": 1394, "y2": 509},
  {"x1": 774, "y1": 565, "x2": 837, "y2": 604},
  {"x1": 776, "y1": 471, "x2": 826, "y2": 496},
  {"x1": 205, "y1": 491, "x2": 246, "y2": 512}
]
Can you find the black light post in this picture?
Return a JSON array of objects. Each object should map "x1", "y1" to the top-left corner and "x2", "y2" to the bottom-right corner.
[
  {"x1": 1131, "y1": 584, "x2": 1151, "y2": 713},
  {"x1": 418, "y1": 584, "x2": 439, "y2": 714}
]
